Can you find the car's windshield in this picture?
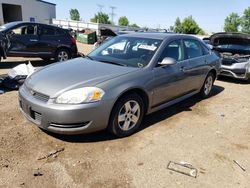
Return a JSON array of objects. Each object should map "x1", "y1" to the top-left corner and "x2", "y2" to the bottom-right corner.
[
  {"x1": 0, "y1": 22, "x2": 19, "y2": 32},
  {"x1": 88, "y1": 36, "x2": 162, "y2": 68}
]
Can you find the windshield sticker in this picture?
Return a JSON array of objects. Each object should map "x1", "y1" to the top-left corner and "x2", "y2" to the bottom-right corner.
[{"x1": 138, "y1": 44, "x2": 157, "y2": 51}]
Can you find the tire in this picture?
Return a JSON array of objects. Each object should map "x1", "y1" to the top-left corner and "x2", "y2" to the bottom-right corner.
[
  {"x1": 55, "y1": 48, "x2": 70, "y2": 62},
  {"x1": 108, "y1": 93, "x2": 145, "y2": 137},
  {"x1": 199, "y1": 72, "x2": 215, "y2": 98}
]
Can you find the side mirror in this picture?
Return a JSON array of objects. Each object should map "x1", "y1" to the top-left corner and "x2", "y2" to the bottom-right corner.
[
  {"x1": 7, "y1": 30, "x2": 15, "y2": 37},
  {"x1": 206, "y1": 44, "x2": 213, "y2": 50},
  {"x1": 158, "y1": 57, "x2": 177, "y2": 66}
]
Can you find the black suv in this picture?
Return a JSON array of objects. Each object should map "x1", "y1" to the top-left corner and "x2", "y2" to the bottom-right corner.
[{"x1": 0, "y1": 21, "x2": 78, "y2": 62}]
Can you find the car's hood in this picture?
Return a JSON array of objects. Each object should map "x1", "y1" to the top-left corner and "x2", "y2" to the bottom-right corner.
[
  {"x1": 25, "y1": 58, "x2": 138, "y2": 98},
  {"x1": 209, "y1": 32, "x2": 250, "y2": 46}
]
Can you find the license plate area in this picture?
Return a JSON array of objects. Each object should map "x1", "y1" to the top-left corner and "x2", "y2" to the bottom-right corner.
[{"x1": 20, "y1": 100, "x2": 42, "y2": 125}]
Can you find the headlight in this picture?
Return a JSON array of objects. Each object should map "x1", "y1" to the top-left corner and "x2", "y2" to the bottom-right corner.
[{"x1": 56, "y1": 87, "x2": 105, "y2": 104}]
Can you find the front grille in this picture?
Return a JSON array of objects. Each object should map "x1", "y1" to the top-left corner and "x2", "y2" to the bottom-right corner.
[
  {"x1": 34, "y1": 112, "x2": 42, "y2": 122},
  {"x1": 32, "y1": 92, "x2": 50, "y2": 102},
  {"x1": 30, "y1": 110, "x2": 42, "y2": 123},
  {"x1": 222, "y1": 58, "x2": 236, "y2": 66},
  {"x1": 24, "y1": 84, "x2": 50, "y2": 102}
]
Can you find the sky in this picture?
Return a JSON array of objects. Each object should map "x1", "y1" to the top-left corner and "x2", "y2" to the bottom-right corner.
[{"x1": 48, "y1": 0, "x2": 250, "y2": 33}]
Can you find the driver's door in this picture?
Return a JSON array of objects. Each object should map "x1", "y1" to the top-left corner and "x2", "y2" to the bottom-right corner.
[
  {"x1": 152, "y1": 40, "x2": 191, "y2": 107},
  {"x1": 8, "y1": 24, "x2": 39, "y2": 56}
]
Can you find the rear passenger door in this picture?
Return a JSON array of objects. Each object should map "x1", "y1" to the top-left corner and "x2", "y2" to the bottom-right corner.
[
  {"x1": 183, "y1": 39, "x2": 208, "y2": 91},
  {"x1": 38, "y1": 25, "x2": 62, "y2": 55}
]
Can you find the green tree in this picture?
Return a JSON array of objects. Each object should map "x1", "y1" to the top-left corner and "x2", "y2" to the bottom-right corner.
[
  {"x1": 173, "y1": 17, "x2": 182, "y2": 33},
  {"x1": 241, "y1": 7, "x2": 250, "y2": 34},
  {"x1": 169, "y1": 16, "x2": 204, "y2": 34},
  {"x1": 70, "y1": 9, "x2": 80, "y2": 21},
  {"x1": 90, "y1": 12, "x2": 111, "y2": 24},
  {"x1": 130, "y1": 23, "x2": 140, "y2": 28},
  {"x1": 168, "y1": 26, "x2": 175, "y2": 32},
  {"x1": 181, "y1": 16, "x2": 204, "y2": 34},
  {"x1": 118, "y1": 16, "x2": 129, "y2": 26},
  {"x1": 224, "y1": 13, "x2": 241, "y2": 32}
]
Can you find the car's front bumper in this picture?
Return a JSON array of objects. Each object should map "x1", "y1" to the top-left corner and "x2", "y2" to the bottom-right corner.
[
  {"x1": 220, "y1": 62, "x2": 250, "y2": 80},
  {"x1": 18, "y1": 85, "x2": 113, "y2": 135}
]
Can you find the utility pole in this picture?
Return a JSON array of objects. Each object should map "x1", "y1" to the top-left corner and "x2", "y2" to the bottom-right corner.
[{"x1": 109, "y1": 6, "x2": 116, "y2": 25}]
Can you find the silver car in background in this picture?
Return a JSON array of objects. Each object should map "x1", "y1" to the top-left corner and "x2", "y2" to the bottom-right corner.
[
  {"x1": 209, "y1": 32, "x2": 250, "y2": 81},
  {"x1": 19, "y1": 33, "x2": 220, "y2": 137}
]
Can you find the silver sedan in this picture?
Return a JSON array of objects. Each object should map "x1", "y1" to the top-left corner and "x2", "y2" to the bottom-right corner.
[{"x1": 19, "y1": 33, "x2": 220, "y2": 137}]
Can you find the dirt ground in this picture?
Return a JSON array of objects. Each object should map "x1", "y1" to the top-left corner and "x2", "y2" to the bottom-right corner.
[{"x1": 0, "y1": 43, "x2": 250, "y2": 188}]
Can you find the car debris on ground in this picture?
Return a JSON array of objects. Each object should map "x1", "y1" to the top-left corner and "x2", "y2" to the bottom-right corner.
[
  {"x1": 0, "y1": 89, "x2": 4, "y2": 95},
  {"x1": 219, "y1": 112, "x2": 225, "y2": 117},
  {"x1": 167, "y1": 161, "x2": 198, "y2": 178},
  {"x1": 33, "y1": 169, "x2": 43, "y2": 177},
  {"x1": 37, "y1": 148, "x2": 65, "y2": 160},
  {"x1": 0, "y1": 61, "x2": 35, "y2": 91},
  {"x1": 233, "y1": 160, "x2": 246, "y2": 171}
]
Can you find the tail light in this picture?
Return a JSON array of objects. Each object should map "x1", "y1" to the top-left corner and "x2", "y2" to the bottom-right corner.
[{"x1": 70, "y1": 36, "x2": 76, "y2": 45}]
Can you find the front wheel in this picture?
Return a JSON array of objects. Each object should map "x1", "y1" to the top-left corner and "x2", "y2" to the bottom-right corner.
[
  {"x1": 108, "y1": 94, "x2": 145, "y2": 137},
  {"x1": 55, "y1": 49, "x2": 70, "y2": 62},
  {"x1": 199, "y1": 72, "x2": 215, "y2": 98}
]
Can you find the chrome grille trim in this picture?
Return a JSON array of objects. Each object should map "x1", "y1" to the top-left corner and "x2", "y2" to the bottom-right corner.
[{"x1": 24, "y1": 84, "x2": 50, "y2": 102}]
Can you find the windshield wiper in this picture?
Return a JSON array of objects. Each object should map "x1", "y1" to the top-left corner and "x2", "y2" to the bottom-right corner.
[
  {"x1": 99, "y1": 60, "x2": 127, "y2": 67},
  {"x1": 85, "y1": 55, "x2": 94, "y2": 60}
]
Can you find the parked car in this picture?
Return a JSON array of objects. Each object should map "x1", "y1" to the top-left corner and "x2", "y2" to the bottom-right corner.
[
  {"x1": 209, "y1": 32, "x2": 250, "y2": 81},
  {"x1": 19, "y1": 33, "x2": 220, "y2": 137},
  {"x1": 0, "y1": 21, "x2": 78, "y2": 62},
  {"x1": 93, "y1": 27, "x2": 117, "y2": 49}
]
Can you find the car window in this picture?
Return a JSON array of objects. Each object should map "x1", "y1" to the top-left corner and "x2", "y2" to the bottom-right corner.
[
  {"x1": 88, "y1": 36, "x2": 162, "y2": 68},
  {"x1": 184, "y1": 39, "x2": 203, "y2": 59},
  {"x1": 42, "y1": 27, "x2": 56, "y2": 36},
  {"x1": 101, "y1": 41, "x2": 127, "y2": 55},
  {"x1": 201, "y1": 42, "x2": 210, "y2": 55},
  {"x1": 56, "y1": 29, "x2": 65, "y2": 35},
  {"x1": 11, "y1": 25, "x2": 37, "y2": 35},
  {"x1": 158, "y1": 40, "x2": 184, "y2": 62}
]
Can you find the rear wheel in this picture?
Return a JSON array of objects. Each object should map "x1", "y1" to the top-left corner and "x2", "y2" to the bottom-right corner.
[
  {"x1": 108, "y1": 94, "x2": 145, "y2": 137},
  {"x1": 199, "y1": 72, "x2": 215, "y2": 98},
  {"x1": 55, "y1": 48, "x2": 70, "y2": 62}
]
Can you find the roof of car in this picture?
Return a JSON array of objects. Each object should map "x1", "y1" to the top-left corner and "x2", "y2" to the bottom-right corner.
[
  {"x1": 121, "y1": 32, "x2": 199, "y2": 40},
  {"x1": 6, "y1": 21, "x2": 64, "y2": 30}
]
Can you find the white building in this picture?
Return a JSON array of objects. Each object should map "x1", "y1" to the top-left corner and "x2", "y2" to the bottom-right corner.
[{"x1": 0, "y1": 0, "x2": 56, "y2": 24}]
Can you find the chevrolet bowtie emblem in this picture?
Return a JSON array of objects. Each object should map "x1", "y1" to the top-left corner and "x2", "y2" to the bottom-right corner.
[{"x1": 30, "y1": 90, "x2": 35, "y2": 95}]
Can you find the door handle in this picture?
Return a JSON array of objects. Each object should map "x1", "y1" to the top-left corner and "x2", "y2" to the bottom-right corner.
[
  {"x1": 180, "y1": 66, "x2": 188, "y2": 72},
  {"x1": 30, "y1": 39, "x2": 38, "y2": 42}
]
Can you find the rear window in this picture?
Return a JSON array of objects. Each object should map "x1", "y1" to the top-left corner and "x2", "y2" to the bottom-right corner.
[
  {"x1": 184, "y1": 39, "x2": 203, "y2": 59},
  {"x1": 56, "y1": 29, "x2": 65, "y2": 35},
  {"x1": 42, "y1": 27, "x2": 55, "y2": 36}
]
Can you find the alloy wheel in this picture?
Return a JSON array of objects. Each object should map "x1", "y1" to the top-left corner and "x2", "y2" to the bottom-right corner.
[
  {"x1": 118, "y1": 100, "x2": 141, "y2": 131},
  {"x1": 58, "y1": 51, "x2": 69, "y2": 61},
  {"x1": 204, "y1": 75, "x2": 213, "y2": 95}
]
